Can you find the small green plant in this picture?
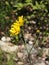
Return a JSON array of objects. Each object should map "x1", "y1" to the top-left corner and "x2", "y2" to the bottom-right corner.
[
  {"x1": 0, "y1": 49, "x2": 16, "y2": 65},
  {"x1": 0, "y1": 49, "x2": 7, "y2": 65},
  {"x1": 6, "y1": 54, "x2": 15, "y2": 65},
  {"x1": 9, "y1": 16, "x2": 25, "y2": 44}
]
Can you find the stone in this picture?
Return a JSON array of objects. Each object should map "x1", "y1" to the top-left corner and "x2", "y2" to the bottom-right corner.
[
  {"x1": 1, "y1": 36, "x2": 11, "y2": 42},
  {"x1": 21, "y1": 45, "x2": 25, "y2": 49},
  {"x1": 18, "y1": 45, "x2": 25, "y2": 50},
  {"x1": 28, "y1": 27, "x2": 31, "y2": 30},
  {"x1": 45, "y1": 61, "x2": 49, "y2": 65},
  {"x1": 1, "y1": 45, "x2": 18, "y2": 53},
  {"x1": 0, "y1": 40, "x2": 18, "y2": 53},
  {"x1": 1, "y1": 36, "x2": 6, "y2": 42},
  {"x1": 17, "y1": 52, "x2": 24, "y2": 58},
  {"x1": 30, "y1": 21, "x2": 36, "y2": 24},
  {"x1": 29, "y1": 41, "x2": 33, "y2": 44},
  {"x1": 17, "y1": 62, "x2": 24, "y2": 65},
  {"x1": 30, "y1": 37, "x2": 34, "y2": 41},
  {"x1": 24, "y1": 33, "x2": 31, "y2": 41}
]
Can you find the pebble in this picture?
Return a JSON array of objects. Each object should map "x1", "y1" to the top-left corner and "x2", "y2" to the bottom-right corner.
[
  {"x1": 45, "y1": 61, "x2": 49, "y2": 65},
  {"x1": 17, "y1": 52, "x2": 24, "y2": 58},
  {"x1": 1, "y1": 36, "x2": 11, "y2": 42},
  {"x1": 29, "y1": 41, "x2": 33, "y2": 44},
  {"x1": 24, "y1": 33, "x2": 31, "y2": 41},
  {"x1": 17, "y1": 62, "x2": 24, "y2": 65},
  {"x1": 30, "y1": 21, "x2": 36, "y2": 24}
]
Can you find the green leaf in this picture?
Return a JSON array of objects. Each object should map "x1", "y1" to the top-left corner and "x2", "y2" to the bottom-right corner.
[
  {"x1": 5, "y1": 1, "x2": 9, "y2": 6},
  {"x1": 14, "y1": 3, "x2": 23, "y2": 8},
  {"x1": 25, "y1": 0, "x2": 32, "y2": 3},
  {"x1": 16, "y1": 36, "x2": 19, "y2": 41}
]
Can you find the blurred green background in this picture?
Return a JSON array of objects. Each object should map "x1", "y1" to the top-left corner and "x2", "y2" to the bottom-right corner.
[{"x1": 0, "y1": 0, "x2": 49, "y2": 37}]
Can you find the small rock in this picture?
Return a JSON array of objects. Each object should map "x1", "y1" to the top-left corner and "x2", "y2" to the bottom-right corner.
[
  {"x1": 24, "y1": 33, "x2": 31, "y2": 41},
  {"x1": 28, "y1": 27, "x2": 31, "y2": 30},
  {"x1": 45, "y1": 61, "x2": 49, "y2": 65},
  {"x1": 18, "y1": 62, "x2": 24, "y2": 65},
  {"x1": 21, "y1": 45, "x2": 25, "y2": 49},
  {"x1": 17, "y1": 52, "x2": 24, "y2": 58},
  {"x1": 30, "y1": 37, "x2": 34, "y2": 41},
  {"x1": 30, "y1": 21, "x2": 36, "y2": 24},
  {"x1": 18, "y1": 45, "x2": 25, "y2": 50},
  {"x1": 1, "y1": 45, "x2": 18, "y2": 53},
  {"x1": 0, "y1": 40, "x2": 18, "y2": 53},
  {"x1": 1, "y1": 36, "x2": 6, "y2": 42},
  {"x1": 1, "y1": 36, "x2": 11, "y2": 42},
  {"x1": 6, "y1": 37, "x2": 11, "y2": 42},
  {"x1": 29, "y1": 41, "x2": 33, "y2": 44}
]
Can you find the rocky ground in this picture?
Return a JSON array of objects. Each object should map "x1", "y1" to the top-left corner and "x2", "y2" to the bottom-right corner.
[
  {"x1": 0, "y1": 35, "x2": 49, "y2": 65},
  {"x1": 0, "y1": 22, "x2": 49, "y2": 65}
]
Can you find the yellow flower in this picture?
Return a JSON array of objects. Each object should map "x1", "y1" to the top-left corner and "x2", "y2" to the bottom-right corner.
[
  {"x1": 36, "y1": 29, "x2": 40, "y2": 33},
  {"x1": 15, "y1": 26, "x2": 20, "y2": 35},
  {"x1": 9, "y1": 16, "x2": 24, "y2": 36},
  {"x1": 11, "y1": 22, "x2": 20, "y2": 28},
  {"x1": 10, "y1": 28, "x2": 16, "y2": 33},
  {"x1": 10, "y1": 26, "x2": 20, "y2": 36},
  {"x1": 11, "y1": 16, "x2": 24, "y2": 27},
  {"x1": 18, "y1": 16, "x2": 24, "y2": 26}
]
